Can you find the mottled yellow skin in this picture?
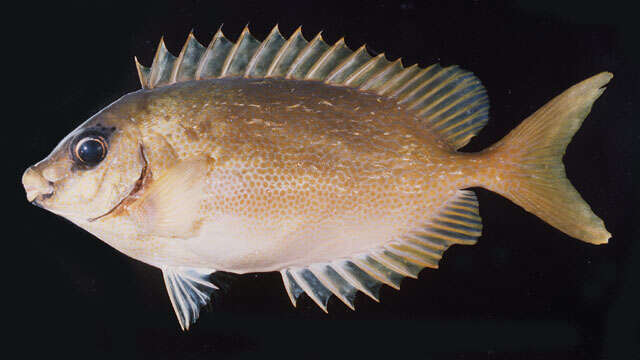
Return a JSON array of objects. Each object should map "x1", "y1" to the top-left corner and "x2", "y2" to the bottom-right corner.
[
  {"x1": 128, "y1": 79, "x2": 497, "y2": 271},
  {"x1": 21, "y1": 78, "x2": 530, "y2": 272}
]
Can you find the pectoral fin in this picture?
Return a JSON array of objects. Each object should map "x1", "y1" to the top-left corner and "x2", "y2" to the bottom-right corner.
[
  {"x1": 162, "y1": 266, "x2": 218, "y2": 331},
  {"x1": 132, "y1": 158, "x2": 209, "y2": 239}
]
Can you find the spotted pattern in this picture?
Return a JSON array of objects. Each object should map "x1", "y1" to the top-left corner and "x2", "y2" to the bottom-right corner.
[{"x1": 90, "y1": 78, "x2": 495, "y2": 271}]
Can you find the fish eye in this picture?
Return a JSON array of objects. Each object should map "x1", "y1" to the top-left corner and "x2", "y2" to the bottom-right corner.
[{"x1": 73, "y1": 135, "x2": 108, "y2": 166}]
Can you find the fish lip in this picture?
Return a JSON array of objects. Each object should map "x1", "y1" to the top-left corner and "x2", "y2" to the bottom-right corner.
[
  {"x1": 31, "y1": 199, "x2": 44, "y2": 209},
  {"x1": 88, "y1": 145, "x2": 149, "y2": 222},
  {"x1": 30, "y1": 190, "x2": 54, "y2": 208}
]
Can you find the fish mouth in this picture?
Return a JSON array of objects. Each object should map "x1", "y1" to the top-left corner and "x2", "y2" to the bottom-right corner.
[
  {"x1": 30, "y1": 192, "x2": 53, "y2": 208},
  {"x1": 89, "y1": 145, "x2": 149, "y2": 222}
]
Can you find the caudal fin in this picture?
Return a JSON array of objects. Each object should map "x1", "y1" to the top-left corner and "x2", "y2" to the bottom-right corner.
[{"x1": 482, "y1": 72, "x2": 612, "y2": 244}]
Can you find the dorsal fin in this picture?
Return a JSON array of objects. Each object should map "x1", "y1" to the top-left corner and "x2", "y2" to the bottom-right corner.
[{"x1": 135, "y1": 26, "x2": 490, "y2": 149}]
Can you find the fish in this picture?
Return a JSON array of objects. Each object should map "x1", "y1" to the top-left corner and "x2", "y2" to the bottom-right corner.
[{"x1": 22, "y1": 25, "x2": 612, "y2": 330}]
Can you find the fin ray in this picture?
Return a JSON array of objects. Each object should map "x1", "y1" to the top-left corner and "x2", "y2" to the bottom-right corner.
[
  {"x1": 279, "y1": 190, "x2": 482, "y2": 312},
  {"x1": 481, "y1": 73, "x2": 612, "y2": 244},
  {"x1": 245, "y1": 26, "x2": 286, "y2": 77},
  {"x1": 286, "y1": 32, "x2": 329, "y2": 79},
  {"x1": 220, "y1": 26, "x2": 261, "y2": 77},
  {"x1": 266, "y1": 27, "x2": 308, "y2": 77},
  {"x1": 290, "y1": 267, "x2": 332, "y2": 312},
  {"x1": 162, "y1": 267, "x2": 217, "y2": 331},
  {"x1": 308, "y1": 264, "x2": 357, "y2": 310},
  {"x1": 171, "y1": 31, "x2": 206, "y2": 83},
  {"x1": 195, "y1": 29, "x2": 233, "y2": 79},
  {"x1": 136, "y1": 25, "x2": 490, "y2": 148},
  {"x1": 305, "y1": 38, "x2": 352, "y2": 80},
  {"x1": 280, "y1": 269, "x2": 305, "y2": 307},
  {"x1": 149, "y1": 38, "x2": 177, "y2": 88},
  {"x1": 325, "y1": 45, "x2": 372, "y2": 84}
]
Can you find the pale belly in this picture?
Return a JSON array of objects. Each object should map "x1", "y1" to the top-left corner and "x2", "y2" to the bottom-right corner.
[
  {"x1": 184, "y1": 213, "x2": 418, "y2": 273},
  {"x1": 176, "y1": 158, "x2": 465, "y2": 273},
  {"x1": 89, "y1": 174, "x2": 463, "y2": 272},
  {"x1": 181, "y1": 187, "x2": 457, "y2": 273}
]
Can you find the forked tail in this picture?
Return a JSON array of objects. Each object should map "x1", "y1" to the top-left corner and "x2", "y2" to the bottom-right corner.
[{"x1": 479, "y1": 72, "x2": 612, "y2": 244}]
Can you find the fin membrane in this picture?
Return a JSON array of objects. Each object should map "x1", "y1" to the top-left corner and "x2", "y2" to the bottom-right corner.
[
  {"x1": 484, "y1": 72, "x2": 612, "y2": 244},
  {"x1": 135, "y1": 26, "x2": 489, "y2": 149},
  {"x1": 280, "y1": 190, "x2": 482, "y2": 312},
  {"x1": 162, "y1": 266, "x2": 218, "y2": 331}
]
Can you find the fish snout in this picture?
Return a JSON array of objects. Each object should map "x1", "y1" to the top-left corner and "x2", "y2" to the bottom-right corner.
[{"x1": 22, "y1": 167, "x2": 54, "y2": 203}]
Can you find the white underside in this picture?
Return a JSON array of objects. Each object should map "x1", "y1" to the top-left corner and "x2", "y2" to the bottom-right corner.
[{"x1": 183, "y1": 213, "x2": 406, "y2": 274}]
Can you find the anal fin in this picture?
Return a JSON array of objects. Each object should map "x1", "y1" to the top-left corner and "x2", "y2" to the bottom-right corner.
[
  {"x1": 280, "y1": 190, "x2": 482, "y2": 312},
  {"x1": 162, "y1": 266, "x2": 218, "y2": 331}
]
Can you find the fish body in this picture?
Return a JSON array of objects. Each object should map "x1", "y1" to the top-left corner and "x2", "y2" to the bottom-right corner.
[
  {"x1": 85, "y1": 78, "x2": 482, "y2": 272},
  {"x1": 22, "y1": 26, "x2": 611, "y2": 330}
]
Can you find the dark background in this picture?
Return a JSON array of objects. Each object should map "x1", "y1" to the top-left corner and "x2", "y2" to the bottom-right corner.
[{"x1": 6, "y1": 1, "x2": 637, "y2": 359}]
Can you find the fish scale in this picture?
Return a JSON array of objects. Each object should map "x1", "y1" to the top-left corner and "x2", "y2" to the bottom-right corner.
[{"x1": 22, "y1": 25, "x2": 612, "y2": 331}]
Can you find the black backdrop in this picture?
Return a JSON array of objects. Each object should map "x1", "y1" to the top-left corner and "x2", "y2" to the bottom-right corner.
[{"x1": 7, "y1": 1, "x2": 637, "y2": 359}]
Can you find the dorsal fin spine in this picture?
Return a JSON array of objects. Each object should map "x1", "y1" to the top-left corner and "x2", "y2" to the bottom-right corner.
[
  {"x1": 219, "y1": 26, "x2": 244, "y2": 77},
  {"x1": 170, "y1": 31, "x2": 194, "y2": 83},
  {"x1": 264, "y1": 27, "x2": 298, "y2": 77},
  {"x1": 220, "y1": 26, "x2": 250, "y2": 77},
  {"x1": 138, "y1": 25, "x2": 490, "y2": 149},
  {"x1": 149, "y1": 37, "x2": 166, "y2": 86},
  {"x1": 195, "y1": 28, "x2": 231, "y2": 80},
  {"x1": 359, "y1": 58, "x2": 403, "y2": 91},
  {"x1": 343, "y1": 53, "x2": 386, "y2": 87},
  {"x1": 265, "y1": 26, "x2": 306, "y2": 77},
  {"x1": 325, "y1": 45, "x2": 371, "y2": 84},
  {"x1": 170, "y1": 31, "x2": 206, "y2": 83},
  {"x1": 304, "y1": 37, "x2": 349, "y2": 80},
  {"x1": 244, "y1": 25, "x2": 284, "y2": 77},
  {"x1": 377, "y1": 63, "x2": 420, "y2": 95},
  {"x1": 150, "y1": 38, "x2": 178, "y2": 88},
  {"x1": 134, "y1": 56, "x2": 150, "y2": 88},
  {"x1": 285, "y1": 31, "x2": 326, "y2": 79}
]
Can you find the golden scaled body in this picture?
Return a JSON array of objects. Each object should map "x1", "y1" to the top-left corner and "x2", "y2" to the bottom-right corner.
[
  {"x1": 98, "y1": 78, "x2": 482, "y2": 272},
  {"x1": 22, "y1": 26, "x2": 611, "y2": 329}
]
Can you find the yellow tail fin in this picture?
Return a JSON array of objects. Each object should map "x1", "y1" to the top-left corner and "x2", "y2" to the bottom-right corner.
[{"x1": 482, "y1": 72, "x2": 612, "y2": 244}]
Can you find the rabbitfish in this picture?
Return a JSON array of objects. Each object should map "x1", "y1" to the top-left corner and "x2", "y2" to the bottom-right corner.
[{"x1": 22, "y1": 26, "x2": 612, "y2": 330}]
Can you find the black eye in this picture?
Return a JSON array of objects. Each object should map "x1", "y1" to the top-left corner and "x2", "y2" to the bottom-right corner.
[{"x1": 73, "y1": 136, "x2": 107, "y2": 166}]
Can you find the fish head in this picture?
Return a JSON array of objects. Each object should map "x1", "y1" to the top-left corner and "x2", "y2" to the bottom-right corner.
[{"x1": 22, "y1": 95, "x2": 148, "y2": 225}]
